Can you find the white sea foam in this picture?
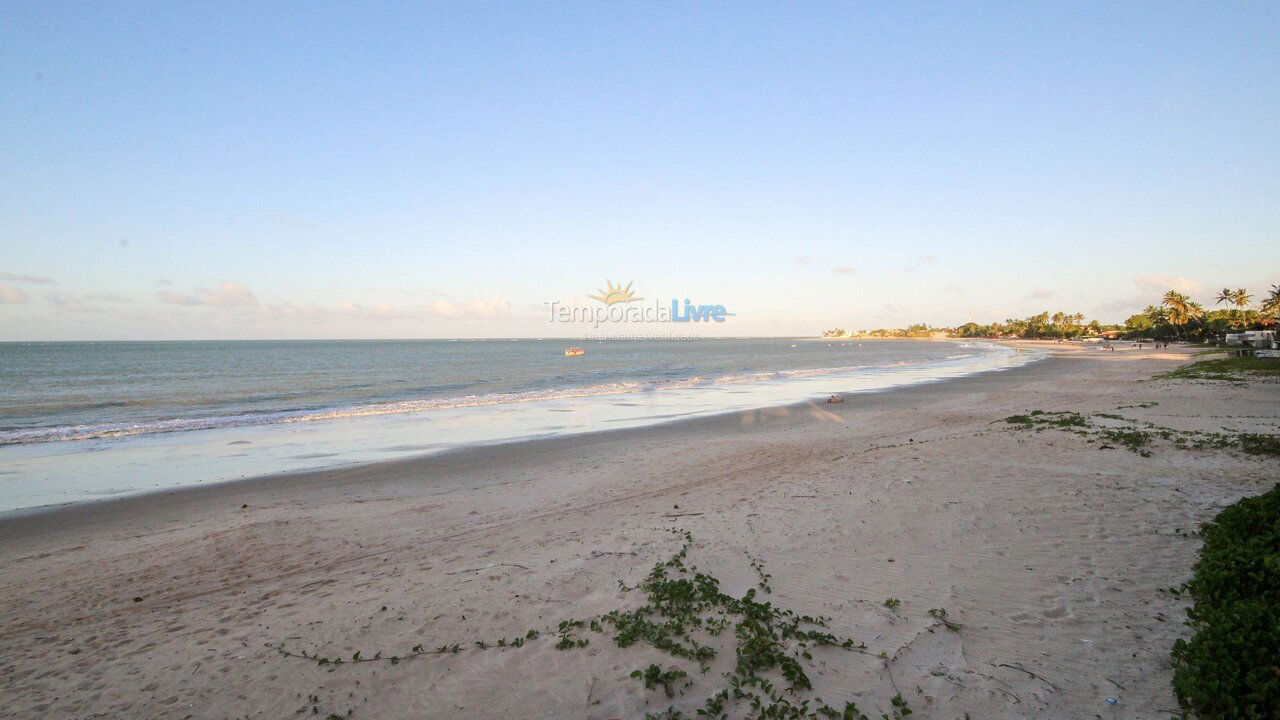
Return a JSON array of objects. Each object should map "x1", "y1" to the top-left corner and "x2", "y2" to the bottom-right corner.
[{"x1": 0, "y1": 348, "x2": 1020, "y2": 446}]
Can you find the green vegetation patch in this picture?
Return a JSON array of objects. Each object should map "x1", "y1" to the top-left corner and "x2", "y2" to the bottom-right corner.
[
  {"x1": 1099, "y1": 428, "x2": 1154, "y2": 457},
  {"x1": 1156, "y1": 356, "x2": 1280, "y2": 383},
  {"x1": 1236, "y1": 434, "x2": 1280, "y2": 457},
  {"x1": 1003, "y1": 410, "x2": 1089, "y2": 432},
  {"x1": 1004, "y1": 410, "x2": 1278, "y2": 459},
  {"x1": 1172, "y1": 484, "x2": 1280, "y2": 719},
  {"x1": 280, "y1": 531, "x2": 931, "y2": 720},
  {"x1": 592, "y1": 531, "x2": 890, "y2": 719},
  {"x1": 632, "y1": 663, "x2": 689, "y2": 698}
]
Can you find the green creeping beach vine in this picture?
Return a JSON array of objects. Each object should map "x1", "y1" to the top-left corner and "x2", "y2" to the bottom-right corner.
[{"x1": 280, "y1": 530, "x2": 920, "y2": 719}]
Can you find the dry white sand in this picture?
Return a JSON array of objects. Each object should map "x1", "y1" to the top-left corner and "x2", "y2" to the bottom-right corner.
[{"x1": 2, "y1": 343, "x2": 1276, "y2": 719}]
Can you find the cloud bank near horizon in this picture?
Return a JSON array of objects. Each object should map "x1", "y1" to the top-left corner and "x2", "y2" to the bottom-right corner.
[{"x1": 2, "y1": 269, "x2": 1277, "y2": 340}]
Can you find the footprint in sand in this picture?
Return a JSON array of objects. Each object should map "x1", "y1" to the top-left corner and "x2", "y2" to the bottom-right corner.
[
  {"x1": 1039, "y1": 594, "x2": 1075, "y2": 620},
  {"x1": 1010, "y1": 610, "x2": 1044, "y2": 627},
  {"x1": 1042, "y1": 602, "x2": 1072, "y2": 619}
]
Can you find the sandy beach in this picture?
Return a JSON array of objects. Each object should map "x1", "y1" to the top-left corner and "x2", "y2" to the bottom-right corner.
[{"x1": 2, "y1": 343, "x2": 1277, "y2": 719}]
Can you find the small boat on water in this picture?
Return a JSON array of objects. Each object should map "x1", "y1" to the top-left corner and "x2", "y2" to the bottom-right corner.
[{"x1": 564, "y1": 347, "x2": 585, "y2": 357}]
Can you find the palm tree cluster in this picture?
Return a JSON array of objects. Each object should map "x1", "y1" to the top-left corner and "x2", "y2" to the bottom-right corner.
[
  {"x1": 826, "y1": 323, "x2": 936, "y2": 338},
  {"x1": 952, "y1": 311, "x2": 1104, "y2": 339},
  {"x1": 1265, "y1": 285, "x2": 1280, "y2": 320},
  {"x1": 822, "y1": 284, "x2": 1279, "y2": 341},
  {"x1": 1124, "y1": 285, "x2": 1279, "y2": 340}
]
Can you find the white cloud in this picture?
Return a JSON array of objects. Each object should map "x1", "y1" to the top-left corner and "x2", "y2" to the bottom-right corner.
[
  {"x1": 45, "y1": 292, "x2": 93, "y2": 313},
  {"x1": 31, "y1": 276, "x2": 512, "y2": 327},
  {"x1": 1095, "y1": 298, "x2": 1143, "y2": 314},
  {"x1": 157, "y1": 281, "x2": 259, "y2": 307},
  {"x1": 45, "y1": 291, "x2": 131, "y2": 313},
  {"x1": 1134, "y1": 274, "x2": 1201, "y2": 296},
  {"x1": 88, "y1": 292, "x2": 130, "y2": 302},
  {"x1": 265, "y1": 301, "x2": 412, "y2": 322},
  {"x1": 0, "y1": 283, "x2": 30, "y2": 303},
  {"x1": 1027, "y1": 288, "x2": 1056, "y2": 300},
  {"x1": 831, "y1": 266, "x2": 857, "y2": 276},
  {"x1": 0, "y1": 272, "x2": 56, "y2": 285},
  {"x1": 428, "y1": 295, "x2": 511, "y2": 319},
  {"x1": 263, "y1": 295, "x2": 512, "y2": 323}
]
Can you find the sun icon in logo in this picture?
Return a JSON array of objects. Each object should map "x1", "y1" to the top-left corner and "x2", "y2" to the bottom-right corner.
[{"x1": 589, "y1": 280, "x2": 642, "y2": 305}]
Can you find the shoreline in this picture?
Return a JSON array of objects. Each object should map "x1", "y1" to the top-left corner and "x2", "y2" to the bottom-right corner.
[
  {"x1": 4, "y1": 343, "x2": 1277, "y2": 719},
  {"x1": 0, "y1": 340, "x2": 1041, "y2": 516},
  {"x1": 0, "y1": 348, "x2": 1050, "y2": 535},
  {"x1": 0, "y1": 340, "x2": 1017, "y2": 447}
]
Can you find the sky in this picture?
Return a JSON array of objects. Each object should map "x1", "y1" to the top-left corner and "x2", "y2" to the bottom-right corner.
[{"x1": 1, "y1": 1, "x2": 1278, "y2": 340}]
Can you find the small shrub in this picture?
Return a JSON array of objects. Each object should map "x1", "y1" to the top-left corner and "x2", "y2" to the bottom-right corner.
[
  {"x1": 631, "y1": 664, "x2": 688, "y2": 698},
  {"x1": 1171, "y1": 483, "x2": 1280, "y2": 719}
]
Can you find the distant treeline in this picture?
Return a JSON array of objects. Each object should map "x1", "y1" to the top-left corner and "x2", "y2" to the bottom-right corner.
[{"x1": 823, "y1": 285, "x2": 1280, "y2": 341}]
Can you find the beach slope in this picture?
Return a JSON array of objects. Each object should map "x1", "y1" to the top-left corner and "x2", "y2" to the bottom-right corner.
[{"x1": 2, "y1": 344, "x2": 1276, "y2": 719}]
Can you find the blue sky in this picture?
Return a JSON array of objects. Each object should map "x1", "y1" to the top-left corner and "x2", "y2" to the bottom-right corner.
[{"x1": 2, "y1": 1, "x2": 1277, "y2": 339}]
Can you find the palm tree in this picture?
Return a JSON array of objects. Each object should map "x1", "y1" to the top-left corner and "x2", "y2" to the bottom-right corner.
[
  {"x1": 1232, "y1": 288, "x2": 1252, "y2": 327},
  {"x1": 1217, "y1": 288, "x2": 1253, "y2": 328},
  {"x1": 1050, "y1": 312, "x2": 1067, "y2": 338},
  {"x1": 1232, "y1": 288, "x2": 1252, "y2": 311},
  {"x1": 1140, "y1": 305, "x2": 1171, "y2": 338},
  {"x1": 1162, "y1": 291, "x2": 1192, "y2": 338},
  {"x1": 1261, "y1": 285, "x2": 1280, "y2": 327},
  {"x1": 1188, "y1": 302, "x2": 1206, "y2": 338},
  {"x1": 1215, "y1": 288, "x2": 1235, "y2": 324}
]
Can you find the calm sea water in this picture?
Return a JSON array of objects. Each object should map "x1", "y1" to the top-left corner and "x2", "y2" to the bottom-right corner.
[{"x1": 0, "y1": 339, "x2": 1042, "y2": 511}]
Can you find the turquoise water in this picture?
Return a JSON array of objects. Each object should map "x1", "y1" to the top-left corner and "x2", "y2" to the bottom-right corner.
[{"x1": 0, "y1": 339, "x2": 1041, "y2": 512}]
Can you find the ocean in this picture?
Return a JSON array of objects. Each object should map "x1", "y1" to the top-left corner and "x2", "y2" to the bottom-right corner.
[{"x1": 0, "y1": 338, "x2": 1041, "y2": 512}]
